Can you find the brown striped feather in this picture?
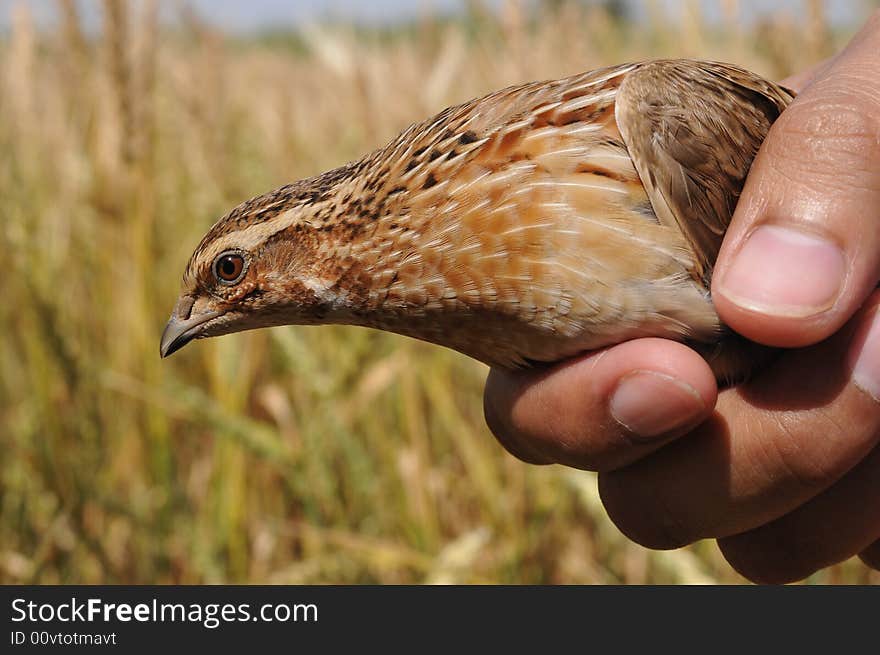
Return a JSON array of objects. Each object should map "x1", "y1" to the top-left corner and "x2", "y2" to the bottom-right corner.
[{"x1": 169, "y1": 60, "x2": 794, "y2": 381}]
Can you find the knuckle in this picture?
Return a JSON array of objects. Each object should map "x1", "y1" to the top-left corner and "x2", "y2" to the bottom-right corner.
[
  {"x1": 483, "y1": 372, "x2": 561, "y2": 465},
  {"x1": 549, "y1": 434, "x2": 627, "y2": 472},
  {"x1": 598, "y1": 472, "x2": 695, "y2": 549},
  {"x1": 756, "y1": 414, "x2": 833, "y2": 491},
  {"x1": 769, "y1": 97, "x2": 880, "y2": 189},
  {"x1": 482, "y1": 395, "x2": 550, "y2": 465},
  {"x1": 483, "y1": 374, "x2": 526, "y2": 439},
  {"x1": 719, "y1": 534, "x2": 821, "y2": 584},
  {"x1": 482, "y1": 391, "x2": 510, "y2": 442},
  {"x1": 859, "y1": 542, "x2": 880, "y2": 571},
  {"x1": 482, "y1": 378, "x2": 522, "y2": 443}
]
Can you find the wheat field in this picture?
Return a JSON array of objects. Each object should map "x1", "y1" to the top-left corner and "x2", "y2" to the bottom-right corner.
[{"x1": 1, "y1": 0, "x2": 878, "y2": 584}]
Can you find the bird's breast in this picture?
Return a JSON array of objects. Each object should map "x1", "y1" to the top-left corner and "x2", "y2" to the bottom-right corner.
[{"x1": 335, "y1": 85, "x2": 721, "y2": 368}]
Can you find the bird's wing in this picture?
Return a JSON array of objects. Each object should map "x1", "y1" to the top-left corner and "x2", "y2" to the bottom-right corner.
[
  {"x1": 616, "y1": 59, "x2": 794, "y2": 282},
  {"x1": 384, "y1": 63, "x2": 722, "y2": 363}
]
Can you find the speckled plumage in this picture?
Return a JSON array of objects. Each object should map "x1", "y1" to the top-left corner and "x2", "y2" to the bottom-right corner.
[{"x1": 162, "y1": 59, "x2": 794, "y2": 382}]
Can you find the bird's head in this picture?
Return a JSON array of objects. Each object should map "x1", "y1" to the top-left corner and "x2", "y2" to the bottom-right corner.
[{"x1": 160, "y1": 177, "x2": 356, "y2": 358}]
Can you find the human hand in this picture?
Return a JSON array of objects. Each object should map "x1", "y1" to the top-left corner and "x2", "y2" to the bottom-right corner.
[{"x1": 483, "y1": 11, "x2": 880, "y2": 583}]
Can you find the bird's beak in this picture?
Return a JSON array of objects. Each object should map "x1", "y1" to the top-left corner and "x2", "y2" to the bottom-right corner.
[{"x1": 159, "y1": 295, "x2": 221, "y2": 358}]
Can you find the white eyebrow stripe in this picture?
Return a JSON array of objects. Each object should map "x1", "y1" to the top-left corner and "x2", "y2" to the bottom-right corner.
[{"x1": 199, "y1": 208, "x2": 301, "y2": 264}]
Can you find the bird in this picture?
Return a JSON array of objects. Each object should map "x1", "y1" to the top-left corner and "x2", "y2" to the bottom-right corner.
[{"x1": 160, "y1": 59, "x2": 794, "y2": 383}]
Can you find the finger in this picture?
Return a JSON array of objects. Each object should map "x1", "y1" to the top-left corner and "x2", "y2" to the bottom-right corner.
[
  {"x1": 483, "y1": 338, "x2": 717, "y2": 471},
  {"x1": 717, "y1": 444, "x2": 880, "y2": 584},
  {"x1": 712, "y1": 11, "x2": 880, "y2": 348},
  {"x1": 779, "y1": 58, "x2": 832, "y2": 93},
  {"x1": 598, "y1": 291, "x2": 880, "y2": 549},
  {"x1": 484, "y1": 394, "x2": 555, "y2": 465},
  {"x1": 858, "y1": 540, "x2": 880, "y2": 571}
]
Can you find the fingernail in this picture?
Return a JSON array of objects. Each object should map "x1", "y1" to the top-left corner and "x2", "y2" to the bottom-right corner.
[
  {"x1": 852, "y1": 309, "x2": 880, "y2": 402},
  {"x1": 717, "y1": 225, "x2": 845, "y2": 317},
  {"x1": 610, "y1": 371, "x2": 706, "y2": 441}
]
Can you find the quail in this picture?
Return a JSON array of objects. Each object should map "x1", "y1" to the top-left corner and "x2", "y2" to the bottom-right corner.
[{"x1": 160, "y1": 59, "x2": 793, "y2": 382}]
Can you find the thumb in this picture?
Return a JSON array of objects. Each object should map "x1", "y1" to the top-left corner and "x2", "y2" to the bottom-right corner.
[{"x1": 712, "y1": 11, "x2": 880, "y2": 348}]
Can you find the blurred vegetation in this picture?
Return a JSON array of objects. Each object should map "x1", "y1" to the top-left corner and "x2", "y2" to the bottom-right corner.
[{"x1": 1, "y1": 0, "x2": 877, "y2": 584}]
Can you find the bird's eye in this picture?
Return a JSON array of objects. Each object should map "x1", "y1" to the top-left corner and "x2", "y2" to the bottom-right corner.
[{"x1": 213, "y1": 252, "x2": 246, "y2": 284}]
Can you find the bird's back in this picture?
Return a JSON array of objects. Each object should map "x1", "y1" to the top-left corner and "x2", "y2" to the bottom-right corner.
[
  {"x1": 326, "y1": 60, "x2": 790, "y2": 375},
  {"x1": 163, "y1": 60, "x2": 793, "y2": 382}
]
